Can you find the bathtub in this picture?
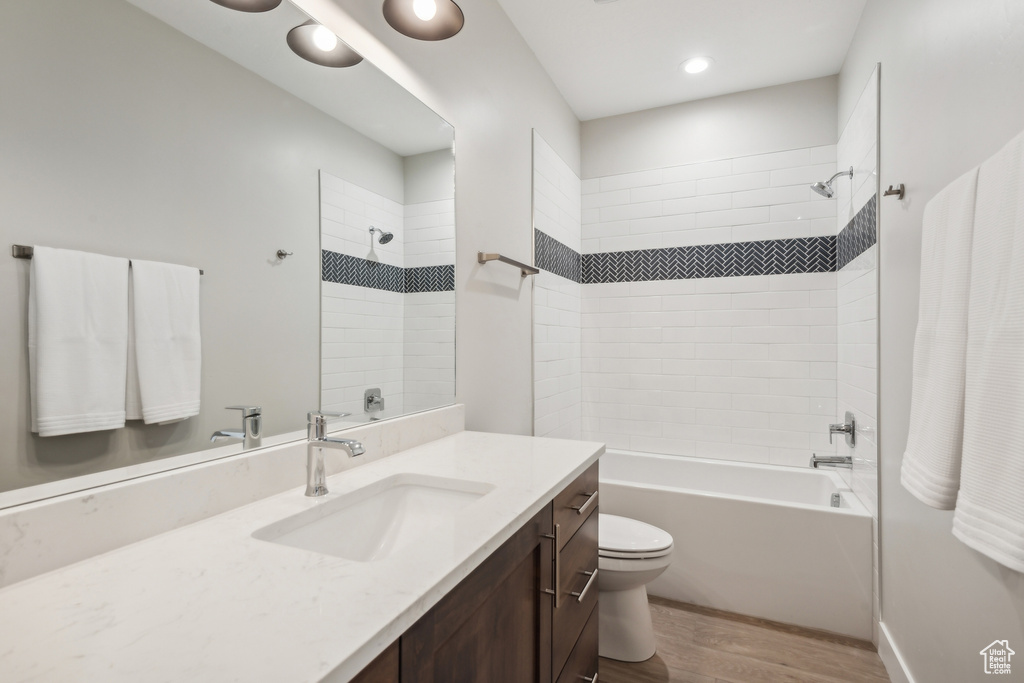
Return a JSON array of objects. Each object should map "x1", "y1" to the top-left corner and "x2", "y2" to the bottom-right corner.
[{"x1": 599, "y1": 449, "x2": 873, "y2": 641}]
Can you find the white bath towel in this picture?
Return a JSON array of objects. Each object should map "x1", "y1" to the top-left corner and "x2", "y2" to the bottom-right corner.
[
  {"x1": 900, "y1": 167, "x2": 979, "y2": 509},
  {"x1": 29, "y1": 246, "x2": 130, "y2": 436},
  {"x1": 953, "y1": 130, "x2": 1024, "y2": 572},
  {"x1": 125, "y1": 259, "x2": 201, "y2": 424}
]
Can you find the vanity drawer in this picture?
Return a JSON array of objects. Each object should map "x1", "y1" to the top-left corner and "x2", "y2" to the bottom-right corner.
[
  {"x1": 555, "y1": 605, "x2": 598, "y2": 683},
  {"x1": 553, "y1": 462, "x2": 599, "y2": 551},
  {"x1": 553, "y1": 507, "x2": 599, "y2": 677}
]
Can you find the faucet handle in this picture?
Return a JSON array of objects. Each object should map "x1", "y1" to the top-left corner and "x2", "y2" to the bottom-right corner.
[
  {"x1": 227, "y1": 405, "x2": 261, "y2": 417},
  {"x1": 307, "y1": 410, "x2": 350, "y2": 423}
]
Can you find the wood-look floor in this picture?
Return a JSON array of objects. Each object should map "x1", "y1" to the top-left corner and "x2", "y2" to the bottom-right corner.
[{"x1": 599, "y1": 597, "x2": 890, "y2": 683}]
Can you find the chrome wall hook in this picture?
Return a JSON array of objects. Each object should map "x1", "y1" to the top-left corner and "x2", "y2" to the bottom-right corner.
[
  {"x1": 883, "y1": 184, "x2": 906, "y2": 200},
  {"x1": 276, "y1": 249, "x2": 293, "y2": 260}
]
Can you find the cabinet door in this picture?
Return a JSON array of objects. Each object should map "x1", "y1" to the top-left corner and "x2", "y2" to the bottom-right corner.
[
  {"x1": 401, "y1": 505, "x2": 554, "y2": 683},
  {"x1": 350, "y1": 643, "x2": 399, "y2": 683}
]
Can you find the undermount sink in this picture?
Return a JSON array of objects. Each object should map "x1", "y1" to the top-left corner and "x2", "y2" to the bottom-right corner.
[{"x1": 253, "y1": 474, "x2": 495, "y2": 562}]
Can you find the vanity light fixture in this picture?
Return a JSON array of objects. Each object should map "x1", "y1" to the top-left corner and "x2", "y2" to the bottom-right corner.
[
  {"x1": 382, "y1": 0, "x2": 464, "y2": 41},
  {"x1": 681, "y1": 56, "x2": 713, "y2": 74},
  {"x1": 287, "y1": 20, "x2": 363, "y2": 68},
  {"x1": 209, "y1": 0, "x2": 282, "y2": 12}
]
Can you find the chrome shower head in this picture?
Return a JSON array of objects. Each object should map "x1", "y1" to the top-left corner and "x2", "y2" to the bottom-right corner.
[
  {"x1": 368, "y1": 226, "x2": 394, "y2": 245},
  {"x1": 811, "y1": 181, "x2": 835, "y2": 199},
  {"x1": 810, "y1": 166, "x2": 854, "y2": 199}
]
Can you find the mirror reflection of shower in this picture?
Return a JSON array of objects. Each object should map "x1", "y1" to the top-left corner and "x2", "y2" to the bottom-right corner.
[
  {"x1": 810, "y1": 166, "x2": 854, "y2": 198},
  {"x1": 369, "y1": 226, "x2": 394, "y2": 244}
]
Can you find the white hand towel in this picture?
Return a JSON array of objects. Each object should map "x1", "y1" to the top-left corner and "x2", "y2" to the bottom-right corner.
[
  {"x1": 954, "y1": 130, "x2": 1024, "y2": 572},
  {"x1": 29, "y1": 246, "x2": 129, "y2": 436},
  {"x1": 125, "y1": 259, "x2": 201, "y2": 424},
  {"x1": 900, "y1": 167, "x2": 979, "y2": 509}
]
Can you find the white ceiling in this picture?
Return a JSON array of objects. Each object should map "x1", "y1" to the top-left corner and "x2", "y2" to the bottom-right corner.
[
  {"x1": 495, "y1": 0, "x2": 867, "y2": 121},
  {"x1": 127, "y1": 0, "x2": 453, "y2": 156}
]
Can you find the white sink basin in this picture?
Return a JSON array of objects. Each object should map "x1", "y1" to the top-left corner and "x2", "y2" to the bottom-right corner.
[{"x1": 253, "y1": 474, "x2": 494, "y2": 562}]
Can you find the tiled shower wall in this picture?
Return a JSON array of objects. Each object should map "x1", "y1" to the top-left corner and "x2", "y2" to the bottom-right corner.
[
  {"x1": 533, "y1": 131, "x2": 583, "y2": 439},
  {"x1": 835, "y1": 65, "x2": 880, "y2": 642},
  {"x1": 321, "y1": 172, "x2": 406, "y2": 418},
  {"x1": 404, "y1": 199, "x2": 456, "y2": 414},
  {"x1": 579, "y1": 146, "x2": 843, "y2": 465},
  {"x1": 320, "y1": 171, "x2": 455, "y2": 421}
]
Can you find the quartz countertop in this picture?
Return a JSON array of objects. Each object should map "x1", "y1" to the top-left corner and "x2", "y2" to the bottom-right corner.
[{"x1": 0, "y1": 431, "x2": 603, "y2": 682}]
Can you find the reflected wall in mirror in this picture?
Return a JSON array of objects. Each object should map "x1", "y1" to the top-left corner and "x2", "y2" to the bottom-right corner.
[
  {"x1": 0, "y1": 0, "x2": 455, "y2": 503},
  {"x1": 319, "y1": 154, "x2": 456, "y2": 422}
]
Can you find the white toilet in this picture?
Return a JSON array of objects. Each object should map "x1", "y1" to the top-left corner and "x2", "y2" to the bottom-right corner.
[{"x1": 597, "y1": 513, "x2": 674, "y2": 662}]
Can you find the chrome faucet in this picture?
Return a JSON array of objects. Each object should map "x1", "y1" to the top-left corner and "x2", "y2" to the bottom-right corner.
[
  {"x1": 810, "y1": 453, "x2": 853, "y2": 469},
  {"x1": 306, "y1": 411, "x2": 364, "y2": 497},
  {"x1": 828, "y1": 411, "x2": 857, "y2": 447},
  {"x1": 210, "y1": 405, "x2": 262, "y2": 450}
]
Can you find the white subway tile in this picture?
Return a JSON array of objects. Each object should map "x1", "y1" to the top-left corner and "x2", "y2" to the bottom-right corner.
[
  {"x1": 731, "y1": 148, "x2": 812, "y2": 174},
  {"x1": 695, "y1": 206, "x2": 771, "y2": 229},
  {"x1": 697, "y1": 171, "x2": 771, "y2": 196},
  {"x1": 769, "y1": 163, "x2": 838, "y2": 187}
]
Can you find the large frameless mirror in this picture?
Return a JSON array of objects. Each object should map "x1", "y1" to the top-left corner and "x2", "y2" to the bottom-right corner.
[{"x1": 0, "y1": 0, "x2": 455, "y2": 507}]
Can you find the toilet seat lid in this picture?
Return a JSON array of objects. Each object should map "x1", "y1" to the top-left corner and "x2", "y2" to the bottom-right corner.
[{"x1": 599, "y1": 513, "x2": 673, "y2": 556}]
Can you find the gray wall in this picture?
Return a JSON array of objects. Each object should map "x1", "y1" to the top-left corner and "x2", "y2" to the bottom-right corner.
[
  {"x1": 0, "y1": 0, "x2": 404, "y2": 491},
  {"x1": 298, "y1": 0, "x2": 582, "y2": 436},
  {"x1": 840, "y1": 1, "x2": 1024, "y2": 680},
  {"x1": 404, "y1": 149, "x2": 456, "y2": 205},
  {"x1": 581, "y1": 76, "x2": 838, "y2": 178}
]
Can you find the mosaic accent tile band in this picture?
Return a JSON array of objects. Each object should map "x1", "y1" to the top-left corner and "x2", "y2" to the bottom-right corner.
[
  {"x1": 534, "y1": 229, "x2": 582, "y2": 283},
  {"x1": 405, "y1": 264, "x2": 456, "y2": 293},
  {"x1": 321, "y1": 250, "x2": 454, "y2": 293},
  {"x1": 534, "y1": 194, "x2": 878, "y2": 285},
  {"x1": 837, "y1": 194, "x2": 878, "y2": 270},
  {"x1": 581, "y1": 237, "x2": 836, "y2": 284}
]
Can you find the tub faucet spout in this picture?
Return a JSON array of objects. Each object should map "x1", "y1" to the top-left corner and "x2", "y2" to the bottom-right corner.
[{"x1": 810, "y1": 454, "x2": 853, "y2": 469}]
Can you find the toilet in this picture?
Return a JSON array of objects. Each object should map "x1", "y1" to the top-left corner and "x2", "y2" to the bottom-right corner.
[{"x1": 597, "y1": 513, "x2": 674, "y2": 662}]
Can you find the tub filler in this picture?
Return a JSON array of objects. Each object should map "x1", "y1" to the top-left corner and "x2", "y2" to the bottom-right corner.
[{"x1": 599, "y1": 450, "x2": 873, "y2": 641}]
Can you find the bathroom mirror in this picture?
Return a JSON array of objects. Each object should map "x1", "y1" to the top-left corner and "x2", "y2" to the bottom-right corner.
[{"x1": 0, "y1": 0, "x2": 455, "y2": 506}]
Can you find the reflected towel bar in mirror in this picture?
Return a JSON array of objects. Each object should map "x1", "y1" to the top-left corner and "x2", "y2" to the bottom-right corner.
[
  {"x1": 477, "y1": 251, "x2": 539, "y2": 277},
  {"x1": 12, "y1": 245, "x2": 204, "y2": 275}
]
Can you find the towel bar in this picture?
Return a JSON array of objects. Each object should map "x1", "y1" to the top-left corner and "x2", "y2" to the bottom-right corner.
[
  {"x1": 477, "y1": 251, "x2": 539, "y2": 277},
  {"x1": 11, "y1": 245, "x2": 204, "y2": 275}
]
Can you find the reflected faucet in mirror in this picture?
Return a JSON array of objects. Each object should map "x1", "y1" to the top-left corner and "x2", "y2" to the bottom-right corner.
[
  {"x1": 306, "y1": 411, "x2": 364, "y2": 497},
  {"x1": 210, "y1": 406, "x2": 263, "y2": 450}
]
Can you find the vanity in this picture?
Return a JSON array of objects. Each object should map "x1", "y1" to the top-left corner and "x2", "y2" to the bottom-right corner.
[{"x1": 0, "y1": 409, "x2": 603, "y2": 682}]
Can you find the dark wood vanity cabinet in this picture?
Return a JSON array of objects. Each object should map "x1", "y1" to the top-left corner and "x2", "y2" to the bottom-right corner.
[
  {"x1": 549, "y1": 463, "x2": 600, "y2": 683},
  {"x1": 357, "y1": 462, "x2": 599, "y2": 683}
]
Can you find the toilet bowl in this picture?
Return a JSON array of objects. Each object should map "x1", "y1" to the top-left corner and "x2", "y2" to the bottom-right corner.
[{"x1": 597, "y1": 513, "x2": 673, "y2": 662}]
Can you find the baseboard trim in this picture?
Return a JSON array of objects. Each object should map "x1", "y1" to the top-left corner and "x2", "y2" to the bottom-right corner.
[
  {"x1": 878, "y1": 621, "x2": 915, "y2": 683},
  {"x1": 650, "y1": 596, "x2": 876, "y2": 652}
]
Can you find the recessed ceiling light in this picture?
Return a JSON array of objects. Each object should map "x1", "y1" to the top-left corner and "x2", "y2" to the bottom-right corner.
[
  {"x1": 681, "y1": 56, "x2": 713, "y2": 74},
  {"x1": 382, "y1": 0, "x2": 464, "y2": 41},
  {"x1": 208, "y1": 0, "x2": 282, "y2": 12},
  {"x1": 287, "y1": 20, "x2": 363, "y2": 68}
]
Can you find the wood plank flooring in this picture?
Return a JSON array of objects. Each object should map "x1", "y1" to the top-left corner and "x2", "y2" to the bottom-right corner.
[{"x1": 599, "y1": 597, "x2": 890, "y2": 683}]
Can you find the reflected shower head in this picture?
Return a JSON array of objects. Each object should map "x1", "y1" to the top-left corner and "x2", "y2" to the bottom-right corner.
[
  {"x1": 369, "y1": 226, "x2": 394, "y2": 245},
  {"x1": 810, "y1": 167, "x2": 854, "y2": 199}
]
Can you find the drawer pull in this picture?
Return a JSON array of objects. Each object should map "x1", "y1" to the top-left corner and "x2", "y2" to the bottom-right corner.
[
  {"x1": 580, "y1": 673, "x2": 598, "y2": 682},
  {"x1": 540, "y1": 523, "x2": 561, "y2": 608},
  {"x1": 571, "y1": 568, "x2": 599, "y2": 603},
  {"x1": 569, "y1": 490, "x2": 598, "y2": 516}
]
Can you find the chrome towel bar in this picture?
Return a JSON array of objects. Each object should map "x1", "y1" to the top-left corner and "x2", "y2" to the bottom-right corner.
[
  {"x1": 477, "y1": 251, "x2": 539, "y2": 277},
  {"x1": 12, "y1": 245, "x2": 203, "y2": 275}
]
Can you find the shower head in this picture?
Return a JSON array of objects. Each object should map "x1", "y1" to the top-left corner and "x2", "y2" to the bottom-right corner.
[
  {"x1": 369, "y1": 226, "x2": 394, "y2": 245},
  {"x1": 810, "y1": 166, "x2": 854, "y2": 199},
  {"x1": 811, "y1": 181, "x2": 835, "y2": 199}
]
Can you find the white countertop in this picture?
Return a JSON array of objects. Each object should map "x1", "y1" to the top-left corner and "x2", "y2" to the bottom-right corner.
[{"x1": 0, "y1": 431, "x2": 603, "y2": 683}]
